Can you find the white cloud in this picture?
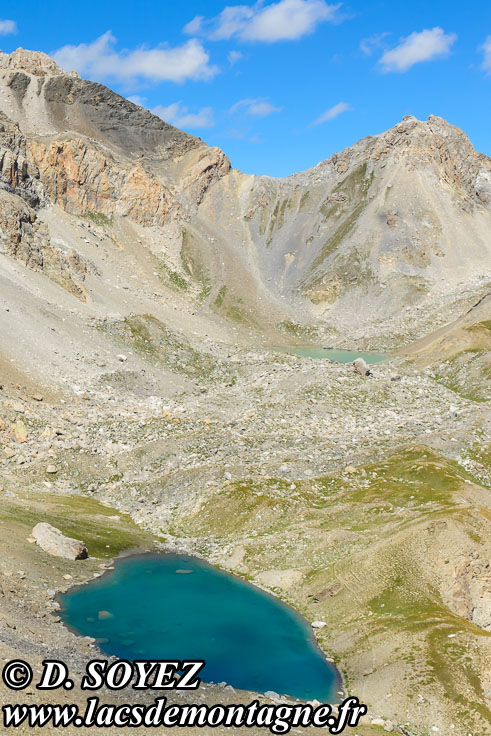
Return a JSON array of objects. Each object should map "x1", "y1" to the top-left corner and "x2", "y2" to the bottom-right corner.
[
  {"x1": 183, "y1": 16, "x2": 206, "y2": 35},
  {"x1": 153, "y1": 102, "x2": 215, "y2": 129},
  {"x1": 126, "y1": 95, "x2": 147, "y2": 107},
  {"x1": 184, "y1": 0, "x2": 341, "y2": 43},
  {"x1": 360, "y1": 32, "x2": 389, "y2": 56},
  {"x1": 378, "y1": 27, "x2": 456, "y2": 73},
  {"x1": 230, "y1": 98, "x2": 282, "y2": 116},
  {"x1": 310, "y1": 101, "x2": 351, "y2": 125},
  {"x1": 53, "y1": 32, "x2": 218, "y2": 84},
  {"x1": 0, "y1": 19, "x2": 17, "y2": 35},
  {"x1": 185, "y1": 7, "x2": 252, "y2": 40},
  {"x1": 480, "y1": 36, "x2": 491, "y2": 73},
  {"x1": 228, "y1": 50, "x2": 244, "y2": 65}
]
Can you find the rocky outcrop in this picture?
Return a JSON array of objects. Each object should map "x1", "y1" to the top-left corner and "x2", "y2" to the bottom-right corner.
[
  {"x1": 0, "y1": 48, "x2": 68, "y2": 77},
  {"x1": 0, "y1": 113, "x2": 46, "y2": 208},
  {"x1": 0, "y1": 176, "x2": 89, "y2": 300},
  {"x1": 304, "y1": 273, "x2": 342, "y2": 305},
  {"x1": 32, "y1": 523, "x2": 88, "y2": 560},
  {"x1": 445, "y1": 551, "x2": 491, "y2": 631},
  {"x1": 306, "y1": 115, "x2": 491, "y2": 207},
  {"x1": 0, "y1": 114, "x2": 101, "y2": 298},
  {"x1": 180, "y1": 147, "x2": 231, "y2": 208},
  {"x1": 0, "y1": 190, "x2": 46, "y2": 268},
  {"x1": 1, "y1": 101, "x2": 183, "y2": 228},
  {"x1": 29, "y1": 138, "x2": 181, "y2": 226},
  {"x1": 353, "y1": 358, "x2": 371, "y2": 376}
]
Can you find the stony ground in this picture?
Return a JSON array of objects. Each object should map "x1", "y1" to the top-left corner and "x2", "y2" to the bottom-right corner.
[{"x1": 0, "y1": 328, "x2": 489, "y2": 736}]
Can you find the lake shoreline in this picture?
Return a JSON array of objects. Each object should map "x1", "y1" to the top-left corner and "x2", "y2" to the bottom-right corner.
[
  {"x1": 273, "y1": 346, "x2": 390, "y2": 364},
  {"x1": 57, "y1": 549, "x2": 345, "y2": 704}
]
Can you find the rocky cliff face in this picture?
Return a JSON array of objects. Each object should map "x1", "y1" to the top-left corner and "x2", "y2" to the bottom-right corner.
[
  {"x1": 0, "y1": 49, "x2": 232, "y2": 299},
  {"x1": 0, "y1": 112, "x2": 46, "y2": 207},
  {"x1": 0, "y1": 111, "x2": 90, "y2": 297},
  {"x1": 28, "y1": 138, "x2": 182, "y2": 225}
]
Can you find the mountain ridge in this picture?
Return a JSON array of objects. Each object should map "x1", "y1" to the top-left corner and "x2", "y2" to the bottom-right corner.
[
  {"x1": 3, "y1": 49, "x2": 490, "y2": 184},
  {"x1": 0, "y1": 47, "x2": 489, "y2": 378}
]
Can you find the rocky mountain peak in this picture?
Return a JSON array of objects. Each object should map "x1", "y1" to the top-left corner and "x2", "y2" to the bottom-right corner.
[
  {"x1": 0, "y1": 48, "x2": 74, "y2": 77},
  {"x1": 294, "y1": 114, "x2": 490, "y2": 211}
]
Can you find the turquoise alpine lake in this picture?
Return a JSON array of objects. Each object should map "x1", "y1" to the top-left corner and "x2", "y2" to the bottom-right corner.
[
  {"x1": 276, "y1": 347, "x2": 388, "y2": 363},
  {"x1": 58, "y1": 553, "x2": 340, "y2": 701}
]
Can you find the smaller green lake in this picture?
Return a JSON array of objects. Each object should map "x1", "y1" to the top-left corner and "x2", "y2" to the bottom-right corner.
[
  {"x1": 58, "y1": 553, "x2": 340, "y2": 702},
  {"x1": 277, "y1": 347, "x2": 388, "y2": 364}
]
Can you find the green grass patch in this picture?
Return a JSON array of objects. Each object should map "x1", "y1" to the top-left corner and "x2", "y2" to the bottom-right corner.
[
  {"x1": 275, "y1": 320, "x2": 319, "y2": 339},
  {"x1": 82, "y1": 213, "x2": 113, "y2": 227},
  {"x1": 168, "y1": 270, "x2": 189, "y2": 291},
  {"x1": 101, "y1": 313, "x2": 221, "y2": 379},
  {"x1": 213, "y1": 285, "x2": 227, "y2": 308},
  {"x1": 434, "y1": 350, "x2": 490, "y2": 402},
  {"x1": 181, "y1": 229, "x2": 212, "y2": 300},
  {"x1": 0, "y1": 493, "x2": 156, "y2": 559},
  {"x1": 316, "y1": 447, "x2": 470, "y2": 507},
  {"x1": 177, "y1": 478, "x2": 303, "y2": 537},
  {"x1": 306, "y1": 164, "x2": 374, "y2": 280}
]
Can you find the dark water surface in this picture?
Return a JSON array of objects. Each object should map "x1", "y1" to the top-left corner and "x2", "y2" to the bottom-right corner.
[{"x1": 59, "y1": 553, "x2": 340, "y2": 701}]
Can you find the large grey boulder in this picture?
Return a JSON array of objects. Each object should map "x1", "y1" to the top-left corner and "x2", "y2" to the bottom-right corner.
[
  {"x1": 353, "y1": 358, "x2": 371, "y2": 376},
  {"x1": 32, "y1": 523, "x2": 88, "y2": 560}
]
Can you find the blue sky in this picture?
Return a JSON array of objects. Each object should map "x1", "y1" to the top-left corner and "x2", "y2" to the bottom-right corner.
[{"x1": 0, "y1": 0, "x2": 490, "y2": 176}]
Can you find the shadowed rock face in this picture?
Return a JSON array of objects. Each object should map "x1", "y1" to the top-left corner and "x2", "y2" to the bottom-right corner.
[
  {"x1": 40, "y1": 75, "x2": 197, "y2": 159},
  {"x1": 0, "y1": 48, "x2": 194, "y2": 156},
  {"x1": 0, "y1": 112, "x2": 46, "y2": 208}
]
